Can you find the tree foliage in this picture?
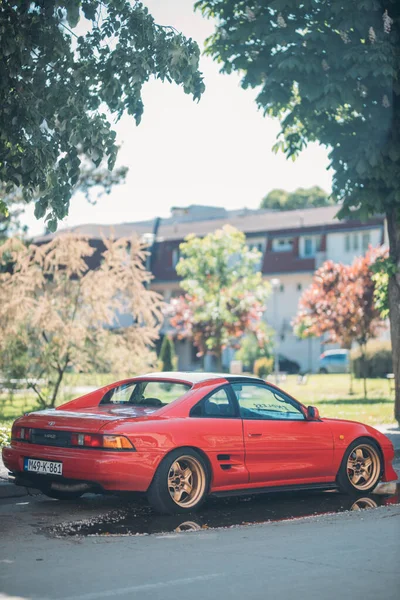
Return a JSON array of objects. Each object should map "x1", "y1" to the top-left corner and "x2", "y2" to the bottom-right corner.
[
  {"x1": 164, "y1": 225, "x2": 270, "y2": 369},
  {"x1": 158, "y1": 335, "x2": 176, "y2": 372},
  {"x1": 0, "y1": 234, "x2": 163, "y2": 407},
  {"x1": 197, "y1": 0, "x2": 400, "y2": 418},
  {"x1": 235, "y1": 323, "x2": 273, "y2": 371},
  {"x1": 293, "y1": 249, "x2": 386, "y2": 347},
  {"x1": 260, "y1": 186, "x2": 333, "y2": 211},
  {"x1": 197, "y1": 0, "x2": 399, "y2": 216},
  {"x1": 0, "y1": 161, "x2": 128, "y2": 240},
  {"x1": 0, "y1": 1, "x2": 204, "y2": 230},
  {"x1": 293, "y1": 248, "x2": 386, "y2": 396}
]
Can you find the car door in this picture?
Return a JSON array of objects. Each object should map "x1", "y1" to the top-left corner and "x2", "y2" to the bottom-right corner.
[
  {"x1": 230, "y1": 382, "x2": 334, "y2": 486},
  {"x1": 189, "y1": 385, "x2": 249, "y2": 489},
  {"x1": 329, "y1": 354, "x2": 340, "y2": 373}
]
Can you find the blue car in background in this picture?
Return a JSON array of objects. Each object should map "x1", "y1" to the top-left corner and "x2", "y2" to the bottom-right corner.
[{"x1": 318, "y1": 349, "x2": 350, "y2": 374}]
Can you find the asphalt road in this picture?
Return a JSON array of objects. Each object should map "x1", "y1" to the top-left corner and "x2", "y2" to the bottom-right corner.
[{"x1": 1, "y1": 484, "x2": 399, "y2": 600}]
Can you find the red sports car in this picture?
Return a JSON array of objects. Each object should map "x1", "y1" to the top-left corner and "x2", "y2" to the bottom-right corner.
[{"x1": 3, "y1": 373, "x2": 397, "y2": 514}]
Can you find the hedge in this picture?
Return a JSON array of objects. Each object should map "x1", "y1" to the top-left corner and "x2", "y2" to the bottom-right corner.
[{"x1": 351, "y1": 341, "x2": 392, "y2": 379}]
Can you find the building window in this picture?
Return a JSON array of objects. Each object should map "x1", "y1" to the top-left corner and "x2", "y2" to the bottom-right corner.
[
  {"x1": 353, "y1": 234, "x2": 359, "y2": 250},
  {"x1": 345, "y1": 234, "x2": 351, "y2": 252},
  {"x1": 304, "y1": 237, "x2": 313, "y2": 256},
  {"x1": 249, "y1": 242, "x2": 264, "y2": 254},
  {"x1": 301, "y1": 235, "x2": 321, "y2": 258},
  {"x1": 297, "y1": 283, "x2": 302, "y2": 291},
  {"x1": 362, "y1": 232, "x2": 370, "y2": 251},
  {"x1": 280, "y1": 283, "x2": 285, "y2": 293},
  {"x1": 172, "y1": 248, "x2": 180, "y2": 268},
  {"x1": 272, "y1": 238, "x2": 293, "y2": 252}
]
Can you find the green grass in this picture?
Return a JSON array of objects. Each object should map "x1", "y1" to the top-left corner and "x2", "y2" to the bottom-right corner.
[
  {"x1": 0, "y1": 373, "x2": 396, "y2": 448},
  {"x1": 274, "y1": 373, "x2": 395, "y2": 426}
]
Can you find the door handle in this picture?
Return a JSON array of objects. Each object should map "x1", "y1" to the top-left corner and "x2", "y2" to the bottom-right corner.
[{"x1": 248, "y1": 433, "x2": 262, "y2": 437}]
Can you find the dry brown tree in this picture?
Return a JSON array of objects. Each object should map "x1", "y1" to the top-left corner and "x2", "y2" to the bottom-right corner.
[{"x1": 0, "y1": 234, "x2": 163, "y2": 407}]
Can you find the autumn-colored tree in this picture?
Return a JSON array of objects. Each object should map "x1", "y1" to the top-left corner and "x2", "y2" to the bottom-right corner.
[
  {"x1": 293, "y1": 249, "x2": 386, "y2": 397},
  {"x1": 164, "y1": 226, "x2": 270, "y2": 370},
  {"x1": 0, "y1": 235, "x2": 163, "y2": 407}
]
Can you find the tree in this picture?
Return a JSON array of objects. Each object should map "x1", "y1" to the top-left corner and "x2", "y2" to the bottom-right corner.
[
  {"x1": 293, "y1": 249, "x2": 386, "y2": 398},
  {"x1": 0, "y1": 235, "x2": 163, "y2": 407},
  {"x1": 164, "y1": 225, "x2": 270, "y2": 370},
  {"x1": 0, "y1": 162, "x2": 128, "y2": 241},
  {"x1": 260, "y1": 186, "x2": 333, "y2": 211},
  {"x1": 159, "y1": 335, "x2": 176, "y2": 372},
  {"x1": 235, "y1": 322, "x2": 273, "y2": 372},
  {"x1": 196, "y1": 0, "x2": 400, "y2": 419},
  {"x1": 0, "y1": 1, "x2": 204, "y2": 231}
]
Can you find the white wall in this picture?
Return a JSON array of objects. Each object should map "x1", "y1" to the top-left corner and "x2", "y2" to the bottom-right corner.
[
  {"x1": 263, "y1": 272, "x2": 326, "y2": 372},
  {"x1": 326, "y1": 227, "x2": 383, "y2": 264}
]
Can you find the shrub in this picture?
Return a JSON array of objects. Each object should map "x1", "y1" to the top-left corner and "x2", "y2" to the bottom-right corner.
[
  {"x1": 351, "y1": 341, "x2": 393, "y2": 379},
  {"x1": 254, "y1": 357, "x2": 274, "y2": 380},
  {"x1": 235, "y1": 325, "x2": 274, "y2": 372},
  {"x1": 0, "y1": 424, "x2": 11, "y2": 449},
  {"x1": 158, "y1": 335, "x2": 176, "y2": 371}
]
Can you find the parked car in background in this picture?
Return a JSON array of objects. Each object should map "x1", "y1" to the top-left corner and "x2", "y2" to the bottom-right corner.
[
  {"x1": 318, "y1": 349, "x2": 350, "y2": 374},
  {"x1": 278, "y1": 354, "x2": 301, "y2": 374}
]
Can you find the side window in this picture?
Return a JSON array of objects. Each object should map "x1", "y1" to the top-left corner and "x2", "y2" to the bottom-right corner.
[
  {"x1": 190, "y1": 387, "x2": 237, "y2": 418},
  {"x1": 231, "y1": 383, "x2": 305, "y2": 421}
]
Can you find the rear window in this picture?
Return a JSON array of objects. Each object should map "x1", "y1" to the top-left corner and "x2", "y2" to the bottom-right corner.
[{"x1": 100, "y1": 380, "x2": 191, "y2": 407}]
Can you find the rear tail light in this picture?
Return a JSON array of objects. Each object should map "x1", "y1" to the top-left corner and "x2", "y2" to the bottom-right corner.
[
  {"x1": 70, "y1": 433, "x2": 134, "y2": 450},
  {"x1": 12, "y1": 425, "x2": 31, "y2": 441},
  {"x1": 320, "y1": 352, "x2": 326, "y2": 359}
]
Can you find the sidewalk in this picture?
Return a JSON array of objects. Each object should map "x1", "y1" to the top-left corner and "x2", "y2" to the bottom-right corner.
[
  {"x1": 375, "y1": 424, "x2": 400, "y2": 456},
  {"x1": 1, "y1": 425, "x2": 399, "y2": 500}
]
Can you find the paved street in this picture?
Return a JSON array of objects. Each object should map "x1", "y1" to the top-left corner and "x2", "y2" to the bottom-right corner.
[
  {"x1": 1, "y1": 432, "x2": 399, "y2": 600},
  {"x1": 0, "y1": 479, "x2": 399, "y2": 600}
]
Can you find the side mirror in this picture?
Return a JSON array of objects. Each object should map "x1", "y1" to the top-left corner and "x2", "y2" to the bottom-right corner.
[{"x1": 307, "y1": 406, "x2": 320, "y2": 420}]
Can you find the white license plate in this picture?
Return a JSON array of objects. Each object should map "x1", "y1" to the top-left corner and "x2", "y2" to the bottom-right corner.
[{"x1": 24, "y1": 458, "x2": 63, "y2": 476}]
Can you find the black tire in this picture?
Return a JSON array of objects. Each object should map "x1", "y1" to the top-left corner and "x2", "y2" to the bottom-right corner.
[
  {"x1": 41, "y1": 488, "x2": 84, "y2": 501},
  {"x1": 336, "y1": 437, "x2": 382, "y2": 495},
  {"x1": 319, "y1": 368, "x2": 328, "y2": 374},
  {"x1": 147, "y1": 447, "x2": 210, "y2": 515}
]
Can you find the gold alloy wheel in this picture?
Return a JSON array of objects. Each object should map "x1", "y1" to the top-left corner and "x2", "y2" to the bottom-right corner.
[
  {"x1": 347, "y1": 444, "x2": 381, "y2": 491},
  {"x1": 167, "y1": 455, "x2": 206, "y2": 508}
]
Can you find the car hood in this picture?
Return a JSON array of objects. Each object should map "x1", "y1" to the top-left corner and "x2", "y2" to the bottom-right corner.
[{"x1": 19, "y1": 405, "x2": 159, "y2": 433}]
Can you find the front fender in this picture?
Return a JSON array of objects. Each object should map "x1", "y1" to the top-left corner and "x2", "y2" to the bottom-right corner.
[{"x1": 324, "y1": 419, "x2": 397, "y2": 482}]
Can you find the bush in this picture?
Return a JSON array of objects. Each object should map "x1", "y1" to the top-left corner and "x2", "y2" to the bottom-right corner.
[
  {"x1": 351, "y1": 341, "x2": 393, "y2": 379},
  {"x1": 0, "y1": 424, "x2": 11, "y2": 449},
  {"x1": 158, "y1": 335, "x2": 176, "y2": 371},
  {"x1": 254, "y1": 357, "x2": 274, "y2": 379},
  {"x1": 235, "y1": 325, "x2": 274, "y2": 372}
]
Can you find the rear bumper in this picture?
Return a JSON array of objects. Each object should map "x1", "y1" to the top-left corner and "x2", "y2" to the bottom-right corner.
[{"x1": 2, "y1": 443, "x2": 164, "y2": 492}]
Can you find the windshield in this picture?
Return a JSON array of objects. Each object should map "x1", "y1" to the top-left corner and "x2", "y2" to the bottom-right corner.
[{"x1": 100, "y1": 380, "x2": 191, "y2": 407}]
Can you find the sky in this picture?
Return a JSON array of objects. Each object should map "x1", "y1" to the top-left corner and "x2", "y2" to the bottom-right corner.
[{"x1": 22, "y1": 0, "x2": 333, "y2": 237}]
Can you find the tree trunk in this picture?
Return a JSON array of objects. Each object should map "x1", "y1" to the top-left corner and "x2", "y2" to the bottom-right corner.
[
  {"x1": 386, "y1": 209, "x2": 400, "y2": 423},
  {"x1": 215, "y1": 347, "x2": 223, "y2": 372},
  {"x1": 361, "y1": 343, "x2": 367, "y2": 400},
  {"x1": 50, "y1": 367, "x2": 66, "y2": 407}
]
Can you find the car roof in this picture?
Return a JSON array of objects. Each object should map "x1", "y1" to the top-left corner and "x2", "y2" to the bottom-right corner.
[
  {"x1": 323, "y1": 349, "x2": 349, "y2": 355},
  {"x1": 142, "y1": 372, "x2": 265, "y2": 386}
]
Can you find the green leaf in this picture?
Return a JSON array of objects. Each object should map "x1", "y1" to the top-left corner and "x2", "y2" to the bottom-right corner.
[
  {"x1": 66, "y1": 1, "x2": 80, "y2": 28},
  {"x1": 46, "y1": 218, "x2": 58, "y2": 233}
]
